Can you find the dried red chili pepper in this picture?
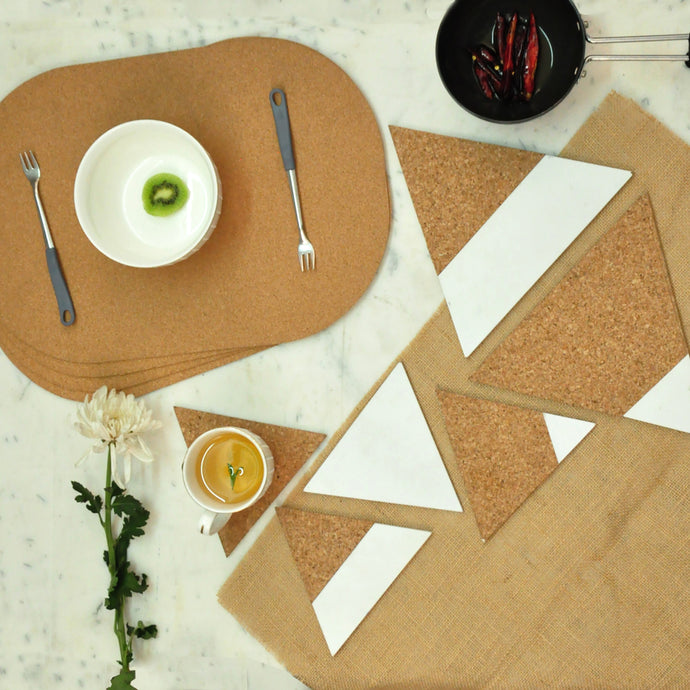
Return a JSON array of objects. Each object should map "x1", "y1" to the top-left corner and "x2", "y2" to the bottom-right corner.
[
  {"x1": 478, "y1": 44, "x2": 501, "y2": 72},
  {"x1": 470, "y1": 47, "x2": 501, "y2": 98},
  {"x1": 468, "y1": 10, "x2": 540, "y2": 103},
  {"x1": 522, "y1": 11, "x2": 539, "y2": 100},
  {"x1": 500, "y1": 11, "x2": 518, "y2": 99},
  {"x1": 511, "y1": 19, "x2": 528, "y2": 97},
  {"x1": 473, "y1": 62, "x2": 495, "y2": 100},
  {"x1": 494, "y1": 12, "x2": 506, "y2": 60}
]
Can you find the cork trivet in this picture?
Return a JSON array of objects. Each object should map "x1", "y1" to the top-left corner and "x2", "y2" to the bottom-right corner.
[
  {"x1": 471, "y1": 194, "x2": 689, "y2": 416},
  {"x1": 437, "y1": 388, "x2": 558, "y2": 540},
  {"x1": 174, "y1": 406, "x2": 325, "y2": 556},
  {"x1": 216, "y1": 95, "x2": 690, "y2": 689},
  {"x1": 0, "y1": 36, "x2": 390, "y2": 399},
  {"x1": 276, "y1": 506, "x2": 373, "y2": 602},
  {"x1": 389, "y1": 125, "x2": 542, "y2": 273}
]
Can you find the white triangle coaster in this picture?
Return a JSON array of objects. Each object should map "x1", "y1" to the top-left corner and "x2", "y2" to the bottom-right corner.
[
  {"x1": 439, "y1": 155, "x2": 631, "y2": 356},
  {"x1": 312, "y1": 523, "x2": 431, "y2": 655},
  {"x1": 304, "y1": 362, "x2": 462, "y2": 512},
  {"x1": 542, "y1": 412, "x2": 596, "y2": 463},
  {"x1": 624, "y1": 354, "x2": 690, "y2": 433}
]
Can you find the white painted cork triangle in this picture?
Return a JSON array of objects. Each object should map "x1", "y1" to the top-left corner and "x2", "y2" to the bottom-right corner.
[
  {"x1": 624, "y1": 354, "x2": 690, "y2": 433},
  {"x1": 439, "y1": 155, "x2": 631, "y2": 356},
  {"x1": 312, "y1": 523, "x2": 431, "y2": 655},
  {"x1": 304, "y1": 362, "x2": 462, "y2": 511},
  {"x1": 542, "y1": 413, "x2": 596, "y2": 463}
]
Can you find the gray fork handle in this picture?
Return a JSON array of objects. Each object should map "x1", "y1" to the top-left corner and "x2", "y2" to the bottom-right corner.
[
  {"x1": 45, "y1": 247, "x2": 75, "y2": 326},
  {"x1": 269, "y1": 87, "x2": 308, "y2": 237},
  {"x1": 269, "y1": 88, "x2": 296, "y2": 171}
]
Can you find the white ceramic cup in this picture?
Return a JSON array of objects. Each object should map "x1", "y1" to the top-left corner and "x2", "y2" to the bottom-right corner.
[{"x1": 182, "y1": 426, "x2": 274, "y2": 536}]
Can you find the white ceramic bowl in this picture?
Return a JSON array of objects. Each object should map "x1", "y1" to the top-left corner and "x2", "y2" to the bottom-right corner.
[{"x1": 74, "y1": 120, "x2": 222, "y2": 268}]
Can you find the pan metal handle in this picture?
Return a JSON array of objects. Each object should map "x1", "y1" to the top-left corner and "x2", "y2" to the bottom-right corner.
[{"x1": 583, "y1": 22, "x2": 690, "y2": 65}]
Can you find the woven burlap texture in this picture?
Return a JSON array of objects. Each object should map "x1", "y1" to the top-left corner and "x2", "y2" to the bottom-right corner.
[{"x1": 218, "y1": 93, "x2": 690, "y2": 689}]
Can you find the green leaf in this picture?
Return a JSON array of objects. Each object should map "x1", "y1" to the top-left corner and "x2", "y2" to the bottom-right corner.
[
  {"x1": 112, "y1": 493, "x2": 150, "y2": 554},
  {"x1": 127, "y1": 620, "x2": 158, "y2": 640},
  {"x1": 107, "y1": 667, "x2": 137, "y2": 690},
  {"x1": 105, "y1": 568, "x2": 149, "y2": 610},
  {"x1": 72, "y1": 481, "x2": 103, "y2": 515},
  {"x1": 109, "y1": 481, "x2": 125, "y2": 498},
  {"x1": 227, "y1": 463, "x2": 243, "y2": 490}
]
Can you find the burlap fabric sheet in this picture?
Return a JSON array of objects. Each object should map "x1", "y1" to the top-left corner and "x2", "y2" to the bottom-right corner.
[{"x1": 218, "y1": 93, "x2": 690, "y2": 688}]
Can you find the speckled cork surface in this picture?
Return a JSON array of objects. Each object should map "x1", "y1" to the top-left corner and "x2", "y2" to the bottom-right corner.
[
  {"x1": 276, "y1": 506, "x2": 373, "y2": 602},
  {"x1": 436, "y1": 388, "x2": 558, "y2": 540},
  {"x1": 0, "y1": 36, "x2": 390, "y2": 400},
  {"x1": 389, "y1": 125, "x2": 542, "y2": 274},
  {"x1": 174, "y1": 406, "x2": 325, "y2": 556},
  {"x1": 471, "y1": 194, "x2": 688, "y2": 414}
]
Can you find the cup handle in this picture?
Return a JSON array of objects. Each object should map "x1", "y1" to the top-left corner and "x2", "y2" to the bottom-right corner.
[{"x1": 199, "y1": 511, "x2": 231, "y2": 536}]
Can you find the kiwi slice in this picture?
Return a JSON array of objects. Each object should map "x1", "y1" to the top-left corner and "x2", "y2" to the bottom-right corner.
[{"x1": 142, "y1": 173, "x2": 189, "y2": 217}]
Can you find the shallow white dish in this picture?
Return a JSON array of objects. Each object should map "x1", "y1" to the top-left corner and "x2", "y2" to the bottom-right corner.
[{"x1": 74, "y1": 119, "x2": 222, "y2": 268}]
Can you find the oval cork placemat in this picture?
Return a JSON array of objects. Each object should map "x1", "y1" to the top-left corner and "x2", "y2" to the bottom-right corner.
[{"x1": 0, "y1": 37, "x2": 390, "y2": 398}]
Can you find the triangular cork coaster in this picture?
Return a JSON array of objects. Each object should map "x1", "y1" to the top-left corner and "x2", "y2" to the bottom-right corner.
[
  {"x1": 276, "y1": 506, "x2": 431, "y2": 655},
  {"x1": 276, "y1": 506, "x2": 373, "y2": 602},
  {"x1": 471, "y1": 194, "x2": 689, "y2": 431},
  {"x1": 174, "y1": 407, "x2": 326, "y2": 556},
  {"x1": 436, "y1": 389, "x2": 595, "y2": 540},
  {"x1": 389, "y1": 125, "x2": 543, "y2": 274}
]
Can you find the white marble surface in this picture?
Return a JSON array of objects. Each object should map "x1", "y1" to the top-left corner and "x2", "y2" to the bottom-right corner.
[{"x1": 0, "y1": 1, "x2": 688, "y2": 688}]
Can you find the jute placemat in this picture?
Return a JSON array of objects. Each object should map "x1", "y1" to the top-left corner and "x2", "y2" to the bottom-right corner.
[{"x1": 217, "y1": 93, "x2": 690, "y2": 688}]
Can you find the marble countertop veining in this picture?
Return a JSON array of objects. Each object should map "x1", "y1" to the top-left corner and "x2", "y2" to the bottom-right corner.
[{"x1": 1, "y1": 1, "x2": 689, "y2": 688}]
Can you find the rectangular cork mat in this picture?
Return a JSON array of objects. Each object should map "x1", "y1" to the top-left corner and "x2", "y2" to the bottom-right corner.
[{"x1": 217, "y1": 93, "x2": 690, "y2": 688}]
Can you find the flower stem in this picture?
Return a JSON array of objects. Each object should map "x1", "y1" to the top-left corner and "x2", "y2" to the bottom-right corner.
[{"x1": 104, "y1": 444, "x2": 130, "y2": 673}]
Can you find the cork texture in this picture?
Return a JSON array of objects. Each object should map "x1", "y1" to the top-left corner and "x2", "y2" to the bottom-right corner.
[
  {"x1": 174, "y1": 406, "x2": 325, "y2": 556},
  {"x1": 389, "y1": 125, "x2": 542, "y2": 274},
  {"x1": 217, "y1": 94, "x2": 690, "y2": 689},
  {"x1": 471, "y1": 194, "x2": 688, "y2": 415},
  {"x1": 437, "y1": 388, "x2": 558, "y2": 540},
  {"x1": 0, "y1": 36, "x2": 390, "y2": 400},
  {"x1": 276, "y1": 506, "x2": 373, "y2": 602}
]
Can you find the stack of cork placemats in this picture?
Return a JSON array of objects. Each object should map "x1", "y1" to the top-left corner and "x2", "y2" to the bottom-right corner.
[
  {"x1": 219, "y1": 93, "x2": 690, "y2": 688},
  {"x1": 0, "y1": 37, "x2": 390, "y2": 400}
]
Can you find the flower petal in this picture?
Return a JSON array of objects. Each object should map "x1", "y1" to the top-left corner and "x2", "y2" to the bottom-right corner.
[{"x1": 74, "y1": 387, "x2": 160, "y2": 481}]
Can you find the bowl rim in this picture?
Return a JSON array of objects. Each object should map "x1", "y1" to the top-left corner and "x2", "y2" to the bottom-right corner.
[{"x1": 73, "y1": 118, "x2": 221, "y2": 268}]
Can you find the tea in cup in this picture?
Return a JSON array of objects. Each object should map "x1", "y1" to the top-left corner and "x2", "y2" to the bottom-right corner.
[{"x1": 182, "y1": 426, "x2": 274, "y2": 535}]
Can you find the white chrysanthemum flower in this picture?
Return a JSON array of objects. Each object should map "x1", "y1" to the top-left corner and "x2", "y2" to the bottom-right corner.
[{"x1": 75, "y1": 386, "x2": 162, "y2": 488}]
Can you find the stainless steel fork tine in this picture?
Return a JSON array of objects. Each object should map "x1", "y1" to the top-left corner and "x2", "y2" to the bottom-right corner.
[{"x1": 21, "y1": 150, "x2": 35, "y2": 171}]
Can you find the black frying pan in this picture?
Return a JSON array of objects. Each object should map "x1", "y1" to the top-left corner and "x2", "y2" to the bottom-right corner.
[{"x1": 436, "y1": 0, "x2": 689, "y2": 123}]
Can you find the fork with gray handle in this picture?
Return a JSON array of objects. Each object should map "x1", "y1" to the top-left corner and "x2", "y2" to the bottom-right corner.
[
  {"x1": 269, "y1": 88, "x2": 316, "y2": 272},
  {"x1": 20, "y1": 150, "x2": 75, "y2": 325}
]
